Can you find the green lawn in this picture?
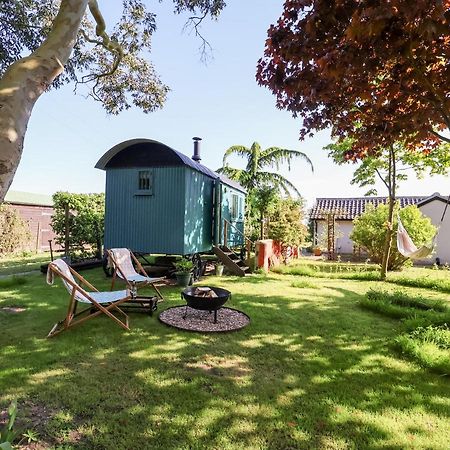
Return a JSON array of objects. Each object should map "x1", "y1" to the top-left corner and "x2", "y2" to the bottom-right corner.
[
  {"x1": 0, "y1": 253, "x2": 54, "y2": 277},
  {"x1": 0, "y1": 266, "x2": 449, "y2": 449}
]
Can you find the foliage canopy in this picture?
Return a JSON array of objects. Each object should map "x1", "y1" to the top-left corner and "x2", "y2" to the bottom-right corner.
[
  {"x1": 257, "y1": 0, "x2": 450, "y2": 158},
  {"x1": 1, "y1": 0, "x2": 225, "y2": 114}
]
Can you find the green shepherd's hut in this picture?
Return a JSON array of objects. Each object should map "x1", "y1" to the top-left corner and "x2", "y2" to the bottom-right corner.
[{"x1": 95, "y1": 138, "x2": 246, "y2": 259}]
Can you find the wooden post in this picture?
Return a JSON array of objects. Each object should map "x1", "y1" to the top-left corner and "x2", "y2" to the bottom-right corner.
[
  {"x1": 327, "y1": 213, "x2": 336, "y2": 260},
  {"x1": 35, "y1": 222, "x2": 41, "y2": 253},
  {"x1": 64, "y1": 203, "x2": 70, "y2": 257},
  {"x1": 48, "y1": 240, "x2": 54, "y2": 261}
]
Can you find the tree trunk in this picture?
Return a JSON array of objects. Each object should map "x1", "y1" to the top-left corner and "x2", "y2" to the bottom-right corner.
[
  {"x1": 0, "y1": 0, "x2": 89, "y2": 201},
  {"x1": 380, "y1": 145, "x2": 397, "y2": 280}
]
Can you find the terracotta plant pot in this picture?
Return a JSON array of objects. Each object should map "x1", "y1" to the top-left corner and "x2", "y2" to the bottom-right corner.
[{"x1": 313, "y1": 248, "x2": 322, "y2": 256}]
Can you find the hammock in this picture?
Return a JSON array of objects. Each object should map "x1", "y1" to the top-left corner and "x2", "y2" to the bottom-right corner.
[
  {"x1": 396, "y1": 194, "x2": 449, "y2": 259},
  {"x1": 396, "y1": 217, "x2": 436, "y2": 259}
]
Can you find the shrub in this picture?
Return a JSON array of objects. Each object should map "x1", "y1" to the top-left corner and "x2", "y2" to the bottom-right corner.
[
  {"x1": 395, "y1": 325, "x2": 450, "y2": 375},
  {"x1": 335, "y1": 271, "x2": 381, "y2": 281},
  {"x1": 268, "y1": 198, "x2": 309, "y2": 247},
  {"x1": 366, "y1": 289, "x2": 447, "y2": 312},
  {"x1": 0, "y1": 204, "x2": 31, "y2": 257},
  {"x1": 272, "y1": 263, "x2": 381, "y2": 281},
  {"x1": 360, "y1": 289, "x2": 450, "y2": 325},
  {"x1": 361, "y1": 289, "x2": 450, "y2": 374},
  {"x1": 173, "y1": 259, "x2": 194, "y2": 273},
  {"x1": 51, "y1": 192, "x2": 105, "y2": 259},
  {"x1": 409, "y1": 325, "x2": 450, "y2": 349},
  {"x1": 386, "y1": 276, "x2": 450, "y2": 294},
  {"x1": 351, "y1": 204, "x2": 436, "y2": 271}
]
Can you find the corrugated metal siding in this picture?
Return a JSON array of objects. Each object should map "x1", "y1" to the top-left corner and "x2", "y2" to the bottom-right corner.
[
  {"x1": 104, "y1": 167, "x2": 185, "y2": 254},
  {"x1": 220, "y1": 185, "x2": 245, "y2": 247},
  {"x1": 183, "y1": 168, "x2": 214, "y2": 254}
]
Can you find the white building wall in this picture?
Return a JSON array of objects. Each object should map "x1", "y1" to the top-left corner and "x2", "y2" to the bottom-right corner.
[
  {"x1": 418, "y1": 200, "x2": 450, "y2": 264},
  {"x1": 315, "y1": 220, "x2": 354, "y2": 254},
  {"x1": 313, "y1": 197, "x2": 449, "y2": 262},
  {"x1": 335, "y1": 221, "x2": 355, "y2": 254}
]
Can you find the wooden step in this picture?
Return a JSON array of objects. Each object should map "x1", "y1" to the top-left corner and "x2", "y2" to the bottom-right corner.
[{"x1": 213, "y1": 246, "x2": 248, "y2": 276}]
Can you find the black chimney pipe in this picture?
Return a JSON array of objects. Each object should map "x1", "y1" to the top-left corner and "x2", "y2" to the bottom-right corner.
[{"x1": 192, "y1": 137, "x2": 202, "y2": 162}]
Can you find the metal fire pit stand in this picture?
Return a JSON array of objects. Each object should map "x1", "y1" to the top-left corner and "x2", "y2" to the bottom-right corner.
[
  {"x1": 181, "y1": 287, "x2": 231, "y2": 324},
  {"x1": 182, "y1": 302, "x2": 220, "y2": 323}
]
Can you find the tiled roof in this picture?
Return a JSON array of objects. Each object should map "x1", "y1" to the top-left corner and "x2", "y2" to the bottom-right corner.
[{"x1": 310, "y1": 196, "x2": 427, "y2": 220}]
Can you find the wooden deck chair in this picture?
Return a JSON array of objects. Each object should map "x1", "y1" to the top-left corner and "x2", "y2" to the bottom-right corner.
[
  {"x1": 46, "y1": 259, "x2": 131, "y2": 338},
  {"x1": 107, "y1": 248, "x2": 165, "y2": 310}
]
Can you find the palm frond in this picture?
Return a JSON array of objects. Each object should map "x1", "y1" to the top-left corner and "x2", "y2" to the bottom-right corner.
[
  {"x1": 222, "y1": 145, "x2": 251, "y2": 166},
  {"x1": 257, "y1": 171, "x2": 302, "y2": 197},
  {"x1": 245, "y1": 142, "x2": 261, "y2": 174},
  {"x1": 216, "y1": 166, "x2": 247, "y2": 186},
  {"x1": 259, "y1": 147, "x2": 314, "y2": 172}
]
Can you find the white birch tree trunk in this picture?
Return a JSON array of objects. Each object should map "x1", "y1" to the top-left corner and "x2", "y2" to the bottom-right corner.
[{"x1": 0, "y1": 0, "x2": 89, "y2": 201}]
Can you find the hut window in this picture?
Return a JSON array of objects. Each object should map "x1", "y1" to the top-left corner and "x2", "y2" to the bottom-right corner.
[{"x1": 137, "y1": 170, "x2": 153, "y2": 194}]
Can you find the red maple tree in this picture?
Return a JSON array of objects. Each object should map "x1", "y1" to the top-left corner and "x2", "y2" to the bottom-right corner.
[{"x1": 256, "y1": 0, "x2": 450, "y2": 159}]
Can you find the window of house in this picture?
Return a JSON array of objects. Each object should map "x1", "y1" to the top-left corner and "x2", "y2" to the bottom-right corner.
[{"x1": 136, "y1": 170, "x2": 153, "y2": 195}]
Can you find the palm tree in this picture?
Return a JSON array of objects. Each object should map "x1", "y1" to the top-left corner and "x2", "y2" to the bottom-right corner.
[{"x1": 217, "y1": 142, "x2": 313, "y2": 197}]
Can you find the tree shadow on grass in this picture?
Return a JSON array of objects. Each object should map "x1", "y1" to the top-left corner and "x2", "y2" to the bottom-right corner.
[{"x1": 0, "y1": 272, "x2": 449, "y2": 449}]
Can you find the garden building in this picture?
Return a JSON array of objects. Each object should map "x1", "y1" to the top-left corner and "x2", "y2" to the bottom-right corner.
[
  {"x1": 4, "y1": 190, "x2": 60, "y2": 252},
  {"x1": 95, "y1": 138, "x2": 246, "y2": 257},
  {"x1": 310, "y1": 193, "x2": 450, "y2": 264}
]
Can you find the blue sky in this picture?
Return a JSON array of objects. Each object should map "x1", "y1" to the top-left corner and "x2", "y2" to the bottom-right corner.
[{"x1": 9, "y1": 0, "x2": 449, "y2": 208}]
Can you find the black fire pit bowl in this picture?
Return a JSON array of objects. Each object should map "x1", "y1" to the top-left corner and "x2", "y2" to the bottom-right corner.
[{"x1": 181, "y1": 286, "x2": 231, "y2": 323}]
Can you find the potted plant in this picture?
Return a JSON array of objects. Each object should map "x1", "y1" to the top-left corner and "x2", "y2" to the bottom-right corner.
[
  {"x1": 312, "y1": 246, "x2": 322, "y2": 256},
  {"x1": 215, "y1": 262, "x2": 224, "y2": 276},
  {"x1": 174, "y1": 259, "x2": 194, "y2": 287}
]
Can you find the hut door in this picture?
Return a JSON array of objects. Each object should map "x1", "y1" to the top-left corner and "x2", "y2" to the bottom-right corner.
[{"x1": 202, "y1": 184, "x2": 213, "y2": 248}]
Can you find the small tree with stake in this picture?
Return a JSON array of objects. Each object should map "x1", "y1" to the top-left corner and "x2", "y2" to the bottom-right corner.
[
  {"x1": 325, "y1": 138, "x2": 449, "y2": 276},
  {"x1": 351, "y1": 204, "x2": 436, "y2": 271},
  {"x1": 257, "y1": 0, "x2": 450, "y2": 279}
]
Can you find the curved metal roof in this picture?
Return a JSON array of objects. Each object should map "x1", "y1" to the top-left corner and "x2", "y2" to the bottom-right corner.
[{"x1": 95, "y1": 138, "x2": 246, "y2": 193}]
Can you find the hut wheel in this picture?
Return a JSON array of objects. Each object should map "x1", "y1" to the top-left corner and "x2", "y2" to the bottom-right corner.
[{"x1": 102, "y1": 254, "x2": 114, "y2": 277}]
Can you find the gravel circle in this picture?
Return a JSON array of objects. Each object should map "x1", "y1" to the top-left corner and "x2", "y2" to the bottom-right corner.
[{"x1": 159, "y1": 306, "x2": 250, "y2": 333}]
